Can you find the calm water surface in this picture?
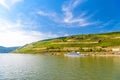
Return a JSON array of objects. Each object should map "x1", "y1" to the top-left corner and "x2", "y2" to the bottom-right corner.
[{"x1": 0, "y1": 53, "x2": 120, "y2": 80}]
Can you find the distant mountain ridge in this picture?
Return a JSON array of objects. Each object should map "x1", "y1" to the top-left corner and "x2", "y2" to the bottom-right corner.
[{"x1": 0, "y1": 46, "x2": 19, "y2": 53}]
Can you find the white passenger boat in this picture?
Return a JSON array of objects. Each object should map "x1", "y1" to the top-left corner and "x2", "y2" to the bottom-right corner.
[{"x1": 64, "y1": 52, "x2": 87, "y2": 57}]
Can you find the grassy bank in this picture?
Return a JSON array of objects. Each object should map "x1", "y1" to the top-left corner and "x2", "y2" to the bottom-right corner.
[{"x1": 13, "y1": 32, "x2": 120, "y2": 54}]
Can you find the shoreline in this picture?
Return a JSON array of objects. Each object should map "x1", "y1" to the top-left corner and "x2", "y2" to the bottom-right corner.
[
  {"x1": 81, "y1": 52, "x2": 120, "y2": 56},
  {"x1": 49, "y1": 52, "x2": 120, "y2": 56},
  {"x1": 91, "y1": 54, "x2": 120, "y2": 56},
  {"x1": 13, "y1": 52, "x2": 120, "y2": 56}
]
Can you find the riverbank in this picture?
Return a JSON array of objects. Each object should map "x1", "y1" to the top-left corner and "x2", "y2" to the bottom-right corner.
[
  {"x1": 86, "y1": 52, "x2": 120, "y2": 56},
  {"x1": 14, "y1": 51, "x2": 120, "y2": 57},
  {"x1": 43, "y1": 52, "x2": 120, "y2": 56},
  {"x1": 91, "y1": 53, "x2": 120, "y2": 56}
]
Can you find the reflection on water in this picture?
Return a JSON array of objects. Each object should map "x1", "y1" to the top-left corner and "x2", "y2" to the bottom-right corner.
[{"x1": 0, "y1": 54, "x2": 120, "y2": 80}]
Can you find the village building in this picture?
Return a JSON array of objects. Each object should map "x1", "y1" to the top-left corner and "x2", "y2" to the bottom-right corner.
[{"x1": 112, "y1": 48, "x2": 120, "y2": 52}]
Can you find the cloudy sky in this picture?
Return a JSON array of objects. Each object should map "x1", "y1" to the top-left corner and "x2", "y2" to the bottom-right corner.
[{"x1": 0, "y1": 0, "x2": 120, "y2": 47}]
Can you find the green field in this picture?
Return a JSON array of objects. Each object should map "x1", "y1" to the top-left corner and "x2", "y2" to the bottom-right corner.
[{"x1": 13, "y1": 32, "x2": 120, "y2": 54}]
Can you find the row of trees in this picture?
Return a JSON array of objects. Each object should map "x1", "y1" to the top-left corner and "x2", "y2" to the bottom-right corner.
[
  {"x1": 46, "y1": 46, "x2": 109, "y2": 52},
  {"x1": 79, "y1": 48, "x2": 107, "y2": 52}
]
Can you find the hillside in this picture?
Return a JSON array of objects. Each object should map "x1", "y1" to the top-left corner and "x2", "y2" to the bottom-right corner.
[
  {"x1": 13, "y1": 32, "x2": 120, "y2": 54},
  {"x1": 0, "y1": 46, "x2": 19, "y2": 53}
]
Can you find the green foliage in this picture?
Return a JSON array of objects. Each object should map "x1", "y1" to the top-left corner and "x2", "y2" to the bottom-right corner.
[
  {"x1": 13, "y1": 31, "x2": 120, "y2": 54},
  {"x1": 79, "y1": 48, "x2": 84, "y2": 52}
]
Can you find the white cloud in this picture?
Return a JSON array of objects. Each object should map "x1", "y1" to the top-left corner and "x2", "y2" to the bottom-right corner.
[
  {"x1": 0, "y1": 0, "x2": 9, "y2": 9},
  {"x1": 99, "y1": 20, "x2": 113, "y2": 28},
  {"x1": 62, "y1": 0, "x2": 82, "y2": 12},
  {"x1": 37, "y1": 11, "x2": 56, "y2": 17},
  {"x1": 37, "y1": 0, "x2": 96, "y2": 27},
  {"x1": 0, "y1": 18, "x2": 58, "y2": 47},
  {"x1": 0, "y1": 0, "x2": 23, "y2": 9},
  {"x1": 37, "y1": 11, "x2": 57, "y2": 18},
  {"x1": 37, "y1": 11, "x2": 59, "y2": 22},
  {"x1": 62, "y1": 0, "x2": 95, "y2": 26},
  {"x1": 11, "y1": 0, "x2": 22, "y2": 4}
]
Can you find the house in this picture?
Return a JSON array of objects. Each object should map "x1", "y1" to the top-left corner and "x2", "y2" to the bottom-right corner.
[{"x1": 112, "y1": 48, "x2": 120, "y2": 52}]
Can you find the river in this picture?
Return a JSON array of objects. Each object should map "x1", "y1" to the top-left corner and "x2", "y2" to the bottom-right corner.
[{"x1": 0, "y1": 54, "x2": 120, "y2": 80}]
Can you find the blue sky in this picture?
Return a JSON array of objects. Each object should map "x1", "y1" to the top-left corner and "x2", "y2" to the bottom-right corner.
[{"x1": 0, "y1": 0, "x2": 120, "y2": 47}]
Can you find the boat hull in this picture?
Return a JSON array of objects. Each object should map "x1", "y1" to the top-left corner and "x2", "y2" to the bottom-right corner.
[{"x1": 64, "y1": 53, "x2": 87, "y2": 57}]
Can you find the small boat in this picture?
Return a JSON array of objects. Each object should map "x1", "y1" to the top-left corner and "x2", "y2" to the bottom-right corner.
[{"x1": 64, "y1": 52, "x2": 87, "y2": 57}]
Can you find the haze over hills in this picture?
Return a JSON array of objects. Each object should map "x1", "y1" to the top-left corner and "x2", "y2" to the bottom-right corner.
[
  {"x1": 0, "y1": 46, "x2": 19, "y2": 53},
  {"x1": 13, "y1": 32, "x2": 120, "y2": 54}
]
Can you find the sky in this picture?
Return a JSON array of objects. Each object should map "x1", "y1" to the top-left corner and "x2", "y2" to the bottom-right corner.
[{"x1": 0, "y1": 0, "x2": 120, "y2": 47}]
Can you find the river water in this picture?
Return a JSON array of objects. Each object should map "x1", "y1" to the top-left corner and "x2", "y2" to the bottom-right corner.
[{"x1": 0, "y1": 54, "x2": 120, "y2": 80}]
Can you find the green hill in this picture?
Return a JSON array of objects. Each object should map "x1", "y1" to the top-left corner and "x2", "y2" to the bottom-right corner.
[{"x1": 13, "y1": 32, "x2": 120, "y2": 54}]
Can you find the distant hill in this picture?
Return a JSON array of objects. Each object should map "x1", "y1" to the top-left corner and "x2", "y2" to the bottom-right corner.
[
  {"x1": 0, "y1": 46, "x2": 19, "y2": 53},
  {"x1": 13, "y1": 32, "x2": 120, "y2": 54}
]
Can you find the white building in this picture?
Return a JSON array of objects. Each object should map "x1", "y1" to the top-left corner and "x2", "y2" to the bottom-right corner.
[{"x1": 112, "y1": 48, "x2": 120, "y2": 52}]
